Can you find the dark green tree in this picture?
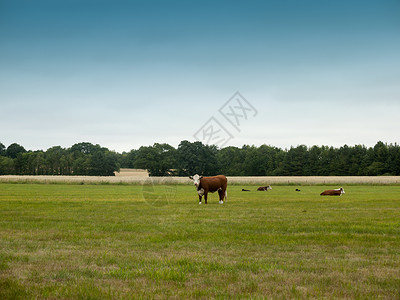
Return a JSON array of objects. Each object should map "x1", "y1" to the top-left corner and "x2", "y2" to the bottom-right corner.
[
  {"x1": 323, "y1": 146, "x2": 339, "y2": 175},
  {"x1": 135, "y1": 143, "x2": 176, "y2": 176},
  {"x1": 306, "y1": 145, "x2": 322, "y2": 175},
  {"x1": 257, "y1": 145, "x2": 282, "y2": 175},
  {"x1": 89, "y1": 150, "x2": 119, "y2": 176},
  {"x1": 335, "y1": 145, "x2": 352, "y2": 176},
  {"x1": 349, "y1": 144, "x2": 368, "y2": 175},
  {"x1": 119, "y1": 150, "x2": 137, "y2": 168},
  {"x1": 176, "y1": 141, "x2": 219, "y2": 176},
  {"x1": 243, "y1": 145, "x2": 268, "y2": 176},
  {"x1": 70, "y1": 142, "x2": 99, "y2": 155},
  {"x1": 373, "y1": 141, "x2": 390, "y2": 174},
  {"x1": 0, "y1": 142, "x2": 6, "y2": 156},
  {"x1": 0, "y1": 156, "x2": 14, "y2": 174},
  {"x1": 218, "y1": 146, "x2": 246, "y2": 175},
  {"x1": 387, "y1": 143, "x2": 400, "y2": 175},
  {"x1": 278, "y1": 145, "x2": 308, "y2": 176},
  {"x1": 72, "y1": 156, "x2": 91, "y2": 175},
  {"x1": 6, "y1": 143, "x2": 26, "y2": 159},
  {"x1": 14, "y1": 152, "x2": 29, "y2": 174},
  {"x1": 46, "y1": 146, "x2": 66, "y2": 175}
]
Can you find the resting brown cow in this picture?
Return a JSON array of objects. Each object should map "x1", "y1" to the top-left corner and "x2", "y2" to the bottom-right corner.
[
  {"x1": 320, "y1": 187, "x2": 345, "y2": 196},
  {"x1": 189, "y1": 174, "x2": 227, "y2": 204},
  {"x1": 257, "y1": 185, "x2": 272, "y2": 191}
]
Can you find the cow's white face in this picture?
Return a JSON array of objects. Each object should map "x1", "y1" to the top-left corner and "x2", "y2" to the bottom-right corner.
[
  {"x1": 189, "y1": 174, "x2": 203, "y2": 188},
  {"x1": 335, "y1": 187, "x2": 345, "y2": 194}
]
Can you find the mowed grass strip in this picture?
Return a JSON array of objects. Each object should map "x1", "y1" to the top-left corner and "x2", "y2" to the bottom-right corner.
[{"x1": 0, "y1": 183, "x2": 399, "y2": 299}]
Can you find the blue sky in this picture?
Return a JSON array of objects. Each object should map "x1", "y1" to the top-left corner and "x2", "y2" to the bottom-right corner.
[{"x1": 1, "y1": 0, "x2": 399, "y2": 152}]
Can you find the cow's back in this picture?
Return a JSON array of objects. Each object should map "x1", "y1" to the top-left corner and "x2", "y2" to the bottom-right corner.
[
  {"x1": 201, "y1": 175, "x2": 227, "y2": 192},
  {"x1": 320, "y1": 190, "x2": 341, "y2": 196}
]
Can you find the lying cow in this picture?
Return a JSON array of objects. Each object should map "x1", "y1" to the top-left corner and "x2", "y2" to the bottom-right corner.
[
  {"x1": 320, "y1": 187, "x2": 345, "y2": 196},
  {"x1": 189, "y1": 174, "x2": 227, "y2": 204},
  {"x1": 257, "y1": 185, "x2": 272, "y2": 191}
]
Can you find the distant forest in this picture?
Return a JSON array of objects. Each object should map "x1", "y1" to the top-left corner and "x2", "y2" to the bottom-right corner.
[{"x1": 1, "y1": 141, "x2": 400, "y2": 177}]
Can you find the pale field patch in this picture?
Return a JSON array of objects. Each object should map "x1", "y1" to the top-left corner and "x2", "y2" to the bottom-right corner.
[
  {"x1": 1, "y1": 173, "x2": 400, "y2": 185},
  {"x1": 114, "y1": 168, "x2": 149, "y2": 177}
]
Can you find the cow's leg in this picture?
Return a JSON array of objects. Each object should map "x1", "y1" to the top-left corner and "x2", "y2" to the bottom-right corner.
[
  {"x1": 220, "y1": 185, "x2": 227, "y2": 204},
  {"x1": 197, "y1": 188, "x2": 205, "y2": 204},
  {"x1": 218, "y1": 189, "x2": 224, "y2": 204},
  {"x1": 204, "y1": 192, "x2": 208, "y2": 204}
]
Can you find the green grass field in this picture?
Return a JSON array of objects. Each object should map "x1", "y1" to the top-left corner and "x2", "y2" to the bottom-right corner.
[{"x1": 0, "y1": 183, "x2": 399, "y2": 299}]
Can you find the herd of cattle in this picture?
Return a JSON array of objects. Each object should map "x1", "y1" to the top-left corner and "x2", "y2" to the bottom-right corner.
[{"x1": 189, "y1": 174, "x2": 345, "y2": 204}]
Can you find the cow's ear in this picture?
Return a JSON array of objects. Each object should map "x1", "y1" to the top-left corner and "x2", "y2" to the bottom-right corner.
[
  {"x1": 200, "y1": 176, "x2": 203, "y2": 179},
  {"x1": 189, "y1": 176, "x2": 193, "y2": 179}
]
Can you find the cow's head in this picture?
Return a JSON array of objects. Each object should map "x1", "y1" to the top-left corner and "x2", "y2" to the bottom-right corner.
[
  {"x1": 339, "y1": 187, "x2": 345, "y2": 194},
  {"x1": 266, "y1": 185, "x2": 272, "y2": 190},
  {"x1": 189, "y1": 174, "x2": 203, "y2": 188}
]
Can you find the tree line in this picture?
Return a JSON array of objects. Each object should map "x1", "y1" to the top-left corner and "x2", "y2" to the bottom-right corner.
[
  {"x1": 0, "y1": 142, "x2": 119, "y2": 176},
  {"x1": 1, "y1": 140, "x2": 399, "y2": 177}
]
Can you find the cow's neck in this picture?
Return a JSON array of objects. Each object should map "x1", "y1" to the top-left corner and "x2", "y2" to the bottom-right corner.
[{"x1": 197, "y1": 181, "x2": 203, "y2": 191}]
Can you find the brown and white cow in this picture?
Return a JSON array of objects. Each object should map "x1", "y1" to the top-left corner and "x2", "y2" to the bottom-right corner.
[
  {"x1": 320, "y1": 187, "x2": 345, "y2": 196},
  {"x1": 189, "y1": 174, "x2": 227, "y2": 204},
  {"x1": 257, "y1": 185, "x2": 272, "y2": 191}
]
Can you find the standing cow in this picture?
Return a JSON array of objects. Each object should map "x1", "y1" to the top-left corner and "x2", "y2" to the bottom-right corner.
[{"x1": 189, "y1": 174, "x2": 227, "y2": 204}]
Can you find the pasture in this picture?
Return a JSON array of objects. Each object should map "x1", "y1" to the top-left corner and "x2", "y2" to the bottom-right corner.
[{"x1": 0, "y1": 182, "x2": 399, "y2": 299}]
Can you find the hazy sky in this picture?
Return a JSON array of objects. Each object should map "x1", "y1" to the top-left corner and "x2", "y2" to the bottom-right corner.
[{"x1": 1, "y1": 0, "x2": 399, "y2": 152}]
